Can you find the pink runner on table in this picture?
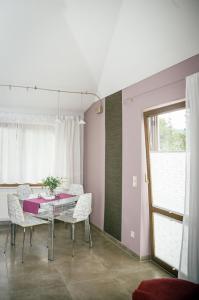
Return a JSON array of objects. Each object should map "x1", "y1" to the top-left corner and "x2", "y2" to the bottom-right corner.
[{"x1": 23, "y1": 193, "x2": 75, "y2": 214}]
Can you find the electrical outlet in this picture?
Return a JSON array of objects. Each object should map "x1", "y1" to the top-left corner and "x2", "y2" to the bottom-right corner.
[{"x1": 130, "y1": 231, "x2": 135, "y2": 239}]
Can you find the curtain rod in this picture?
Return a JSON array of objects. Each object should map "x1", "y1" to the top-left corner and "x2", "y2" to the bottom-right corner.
[{"x1": 0, "y1": 84, "x2": 101, "y2": 101}]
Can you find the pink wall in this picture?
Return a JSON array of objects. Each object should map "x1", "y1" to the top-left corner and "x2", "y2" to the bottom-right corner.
[
  {"x1": 122, "y1": 54, "x2": 199, "y2": 257},
  {"x1": 84, "y1": 54, "x2": 199, "y2": 256},
  {"x1": 84, "y1": 100, "x2": 105, "y2": 230}
]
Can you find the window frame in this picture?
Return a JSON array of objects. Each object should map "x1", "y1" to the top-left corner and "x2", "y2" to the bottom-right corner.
[{"x1": 144, "y1": 100, "x2": 185, "y2": 276}]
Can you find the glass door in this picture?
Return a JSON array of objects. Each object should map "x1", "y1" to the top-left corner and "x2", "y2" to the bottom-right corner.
[{"x1": 144, "y1": 101, "x2": 186, "y2": 275}]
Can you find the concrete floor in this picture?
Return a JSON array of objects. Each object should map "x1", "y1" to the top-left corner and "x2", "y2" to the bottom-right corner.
[{"x1": 0, "y1": 222, "x2": 169, "y2": 300}]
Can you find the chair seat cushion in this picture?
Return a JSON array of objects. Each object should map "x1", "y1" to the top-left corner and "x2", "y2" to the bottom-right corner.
[
  {"x1": 55, "y1": 211, "x2": 85, "y2": 224},
  {"x1": 56, "y1": 210, "x2": 79, "y2": 223},
  {"x1": 132, "y1": 278, "x2": 199, "y2": 300},
  {"x1": 16, "y1": 214, "x2": 48, "y2": 227}
]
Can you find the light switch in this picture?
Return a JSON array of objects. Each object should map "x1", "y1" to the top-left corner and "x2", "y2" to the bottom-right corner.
[{"x1": 133, "y1": 176, "x2": 137, "y2": 188}]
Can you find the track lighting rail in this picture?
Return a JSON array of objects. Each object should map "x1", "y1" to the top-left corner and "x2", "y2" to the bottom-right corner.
[{"x1": 0, "y1": 84, "x2": 101, "y2": 100}]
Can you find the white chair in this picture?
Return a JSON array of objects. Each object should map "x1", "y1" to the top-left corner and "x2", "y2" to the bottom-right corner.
[
  {"x1": 65, "y1": 184, "x2": 84, "y2": 215},
  {"x1": 68, "y1": 184, "x2": 84, "y2": 195},
  {"x1": 17, "y1": 184, "x2": 32, "y2": 200},
  {"x1": 5, "y1": 194, "x2": 48, "y2": 263},
  {"x1": 55, "y1": 193, "x2": 92, "y2": 256}
]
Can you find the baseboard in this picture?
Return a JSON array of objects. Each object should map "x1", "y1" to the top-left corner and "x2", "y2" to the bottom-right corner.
[
  {"x1": 140, "y1": 254, "x2": 151, "y2": 261},
  {"x1": 91, "y1": 223, "x2": 151, "y2": 261}
]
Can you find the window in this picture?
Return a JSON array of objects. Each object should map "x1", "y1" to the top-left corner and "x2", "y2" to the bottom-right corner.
[
  {"x1": 0, "y1": 123, "x2": 55, "y2": 183},
  {"x1": 144, "y1": 101, "x2": 185, "y2": 275},
  {"x1": 0, "y1": 114, "x2": 82, "y2": 185}
]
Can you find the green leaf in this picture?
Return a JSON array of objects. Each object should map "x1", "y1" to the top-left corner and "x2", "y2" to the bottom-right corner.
[{"x1": 42, "y1": 176, "x2": 61, "y2": 192}]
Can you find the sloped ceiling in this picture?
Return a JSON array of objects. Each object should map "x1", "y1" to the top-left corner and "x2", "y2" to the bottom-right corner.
[
  {"x1": 98, "y1": 0, "x2": 199, "y2": 97},
  {"x1": 0, "y1": 0, "x2": 198, "y2": 114}
]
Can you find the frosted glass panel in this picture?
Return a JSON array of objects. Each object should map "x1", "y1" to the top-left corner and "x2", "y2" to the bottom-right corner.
[
  {"x1": 150, "y1": 152, "x2": 185, "y2": 214},
  {"x1": 154, "y1": 213, "x2": 182, "y2": 270}
]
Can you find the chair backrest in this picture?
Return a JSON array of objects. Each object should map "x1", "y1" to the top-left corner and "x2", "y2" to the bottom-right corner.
[
  {"x1": 7, "y1": 194, "x2": 24, "y2": 223},
  {"x1": 73, "y1": 193, "x2": 92, "y2": 222},
  {"x1": 17, "y1": 184, "x2": 32, "y2": 200},
  {"x1": 68, "y1": 184, "x2": 84, "y2": 195}
]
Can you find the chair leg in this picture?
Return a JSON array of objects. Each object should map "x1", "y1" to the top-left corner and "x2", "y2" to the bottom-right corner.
[
  {"x1": 30, "y1": 227, "x2": 33, "y2": 247},
  {"x1": 4, "y1": 225, "x2": 10, "y2": 254},
  {"x1": 88, "y1": 223, "x2": 93, "y2": 248},
  {"x1": 71, "y1": 223, "x2": 75, "y2": 257},
  {"x1": 84, "y1": 218, "x2": 90, "y2": 242},
  {"x1": 22, "y1": 228, "x2": 26, "y2": 263},
  {"x1": 48, "y1": 218, "x2": 55, "y2": 261},
  {"x1": 11, "y1": 223, "x2": 16, "y2": 246},
  {"x1": 14, "y1": 224, "x2": 17, "y2": 246}
]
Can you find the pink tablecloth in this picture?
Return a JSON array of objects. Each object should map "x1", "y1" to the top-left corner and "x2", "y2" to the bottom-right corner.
[{"x1": 23, "y1": 193, "x2": 75, "y2": 214}]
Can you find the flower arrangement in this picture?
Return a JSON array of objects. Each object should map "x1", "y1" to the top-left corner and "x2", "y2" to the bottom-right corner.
[{"x1": 42, "y1": 176, "x2": 61, "y2": 194}]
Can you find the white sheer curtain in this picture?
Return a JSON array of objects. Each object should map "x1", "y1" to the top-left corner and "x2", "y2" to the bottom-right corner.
[
  {"x1": 53, "y1": 116, "x2": 81, "y2": 185},
  {"x1": 179, "y1": 72, "x2": 199, "y2": 283},
  {"x1": 0, "y1": 113, "x2": 82, "y2": 184},
  {"x1": 0, "y1": 123, "x2": 55, "y2": 183}
]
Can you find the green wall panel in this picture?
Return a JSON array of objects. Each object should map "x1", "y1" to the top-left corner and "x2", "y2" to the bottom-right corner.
[{"x1": 104, "y1": 90, "x2": 122, "y2": 241}]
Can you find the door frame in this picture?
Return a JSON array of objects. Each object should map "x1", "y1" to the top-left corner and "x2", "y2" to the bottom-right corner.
[{"x1": 144, "y1": 100, "x2": 185, "y2": 276}]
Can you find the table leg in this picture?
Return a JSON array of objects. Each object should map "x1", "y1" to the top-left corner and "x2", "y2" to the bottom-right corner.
[
  {"x1": 48, "y1": 218, "x2": 54, "y2": 261},
  {"x1": 84, "y1": 218, "x2": 90, "y2": 242},
  {"x1": 11, "y1": 223, "x2": 16, "y2": 246}
]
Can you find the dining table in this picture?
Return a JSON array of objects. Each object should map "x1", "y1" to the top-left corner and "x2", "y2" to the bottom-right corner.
[{"x1": 11, "y1": 193, "x2": 90, "y2": 261}]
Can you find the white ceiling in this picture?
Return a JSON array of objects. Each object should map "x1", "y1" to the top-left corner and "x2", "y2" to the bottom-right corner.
[
  {"x1": 0, "y1": 0, "x2": 198, "y2": 114},
  {"x1": 98, "y1": 0, "x2": 199, "y2": 97}
]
